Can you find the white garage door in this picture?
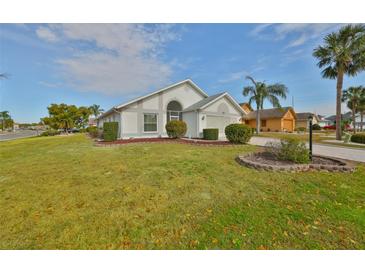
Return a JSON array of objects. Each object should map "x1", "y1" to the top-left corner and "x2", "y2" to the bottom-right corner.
[{"x1": 206, "y1": 115, "x2": 232, "y2": 135}]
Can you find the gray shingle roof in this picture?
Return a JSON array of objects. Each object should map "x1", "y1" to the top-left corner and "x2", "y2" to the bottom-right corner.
[
  {"x1": 296, "y1": 112, "x2": 319, "y2": 121},
  {"x1": 243, "y1": 107, "x2": 294, "y2": 120},
  {"x1": 183, "y1": 92, "x2": 225, "y2": 112}
]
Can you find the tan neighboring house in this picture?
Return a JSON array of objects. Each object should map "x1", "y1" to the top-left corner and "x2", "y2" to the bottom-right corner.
[
  {"x1": 241, "y1": 106, "x2": 296, "y2": 132},
  {"x1": 295, "y1": 112, "x2": 319, "y2": 129}
]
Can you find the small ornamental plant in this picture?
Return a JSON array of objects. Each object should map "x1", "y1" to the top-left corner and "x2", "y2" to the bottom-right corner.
[
  {"x1": 203, "y1": 128, "x2": 219, "y2": 140},
  {"x1": 266, "y1": 137, "x2": 310, "y2": 164},
  {"x1": 165, "y1": 120, "x2": 187, "y2": 138},
  {"x1": 225, "y1": 124, "x2": 252, "y2": 144}
]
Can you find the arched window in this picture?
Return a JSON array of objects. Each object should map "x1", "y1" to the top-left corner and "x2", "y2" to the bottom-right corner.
[{"x1": 167, "y1": 101, "x2": 183, "y2": 122}]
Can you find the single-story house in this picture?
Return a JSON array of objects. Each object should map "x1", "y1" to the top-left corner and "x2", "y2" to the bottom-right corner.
[
  {"x1": 241, "y1": 107, "x2": 296, "y2": 132},
  {"x1": 295, "y1": 112, "x2": 319, "y2": 129},
  {"x1": 97, "y1": 79, "x2": 247, "y2": 139},
  {"x1": 317, "y1": 115, "x2": 331, "y2": 127}
]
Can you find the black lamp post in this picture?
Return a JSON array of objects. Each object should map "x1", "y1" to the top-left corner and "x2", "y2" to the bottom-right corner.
[{"x1": 308, "y1": 114, "x2": 313, "y2": 161}]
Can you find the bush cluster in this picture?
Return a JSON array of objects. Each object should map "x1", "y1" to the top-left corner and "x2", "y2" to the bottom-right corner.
[
  {"x1": 267, "y1": 137, "x2": 310, "y2": 164},
  {"x1": 86, "y1": 126, "x2": 99, "y2": 138},
  {"x1": 103, "y1": 122, "x2": 118, "y2": 141},
  {"x1": 351, "y1": 133, "x2": 365, "y2": 144},
  {"x1": 312, "y1": 124, "x2": 321, "y2": 130},
  {"x1": 295, "y1": 127, "x2": 306, "y2": 133},
  {"x1": 165, "y1": 120, "x2": 187, "y2": 138},
  {"x1": 224, "y1": 124, "x2": 252, "y2": 144},
  {"x1": 203, "y1": 128, "x2": 219, "y2": 140},
  {"x1": 40, "y1": 129, "x2": 60, "y2": 137}
]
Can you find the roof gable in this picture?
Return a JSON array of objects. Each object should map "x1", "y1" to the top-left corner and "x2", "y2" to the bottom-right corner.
[
  {"x1": 98, "y1": 79, "x2": 208, "y2": 119},
  {"x1": 183, "y1": 92, "x2": 247, "y2": 115}
]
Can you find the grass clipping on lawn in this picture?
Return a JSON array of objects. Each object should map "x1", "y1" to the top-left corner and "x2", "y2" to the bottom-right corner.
[{"x1": 0, "y1": 134, "x2": 364, "y2": 249}]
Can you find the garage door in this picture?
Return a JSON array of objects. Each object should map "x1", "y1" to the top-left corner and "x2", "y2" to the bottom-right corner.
[
  {"x1": 206, "y1": 115, "x2": 232, "y2": 135},
  {"x1": 283, "y1": 119, "x2": 293, "y2": 132}
]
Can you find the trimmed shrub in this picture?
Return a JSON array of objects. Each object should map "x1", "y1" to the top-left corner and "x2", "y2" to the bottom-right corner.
[
  {"x1": 87, "y1": 126, "x2": 99, "y2": 138},
  {"x1": 296, "y1": 127, "x2": 306, "y2": 133},
  {"x1": 203, "y1": 128, "x2": 219, "y2": 140},
  {"x1": 267, "y1": 137, "x2": 310, "y2": 164},
  {"x1": 103, "y1": 122, "x2": 119, "y2": 141},
  {"x1": 165, "y1": 120, "x2": 187, "y2": 138},
  {"x1": 40, "y1": 129, "x2": 60, "y2": 137},
  {"x1": 225, "y1": 124, "x2": 252, "y2": 144},
  {"x1": 351, "y1": 133, "x2": 365, "y2": 144},
  {"x1": 312, "y1": 124, "x2": 321, "y2": 130}
]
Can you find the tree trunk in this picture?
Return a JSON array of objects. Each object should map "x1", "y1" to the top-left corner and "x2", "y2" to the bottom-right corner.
[
  {"x1": 256, "y1": 107, "x2": 260, "y2": 134},
  {"x1": 361, "y1": 111, "x2": 364, "y2": 132},
  {"x1": 352, "y1": 110, "x2": 356, "y2": 134},
  {"x1": 336, "y1": 71, "x2": 344, "y2": 140}
]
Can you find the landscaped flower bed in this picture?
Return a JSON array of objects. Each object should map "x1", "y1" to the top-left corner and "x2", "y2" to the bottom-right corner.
[
  {"x1": 96, "y1": 137, "x2": 234, "y2": 146},
  {"x1": 236, "y1": 152, "x2": 355, "y2": 172}
]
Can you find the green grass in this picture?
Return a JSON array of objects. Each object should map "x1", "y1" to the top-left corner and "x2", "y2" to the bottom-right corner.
[{"x1": 1, "y1": 134, "x2": 365, "y2": 249}]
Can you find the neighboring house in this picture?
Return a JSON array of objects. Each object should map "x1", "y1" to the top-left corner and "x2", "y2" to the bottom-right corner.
[
  {"x1": 97, "y1": 79, "x2": 246, "y2": 139},
  {"x1": 241, "y1": 107, "x2": 296, "y2": 132},
  {"x1": 327, "y1": 112, "x2": 352, "y2": 127},
  {"x1": 317, "y1": 115, "x2": 331, "y2": 127},
  {"x1": 354, "y1": 113, "x2": 365, "y2": 130},
  {"x1": 295, "y1": 112, "x2": 319, "y2": 129},
  {"x1": 88, "y1": 118, "x2": 97, "y2": 127}
]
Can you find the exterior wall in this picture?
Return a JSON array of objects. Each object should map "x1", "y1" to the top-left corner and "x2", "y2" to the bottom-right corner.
[
  {"x1": 199, "y1": 97, "x2": 242, "y2": 138},
  {"x1": 118, "y1": 82, "x2": 206, "y2": 139},
  {"x1": 296, "y1": 120, "x2": 308, "y2": 129},
  {"x1": 244, "y1": 110, "x2": 295, "y2": 132},
  {"x1": 182, "y1": 111, "x2": 198, "y2": 138}
]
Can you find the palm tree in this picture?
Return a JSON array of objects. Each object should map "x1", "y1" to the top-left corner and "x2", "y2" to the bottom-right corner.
[
  {"x1": 89, "y1": 104, "x2": 104, "y2": 118},
  {"x1": 243, "y1": 76, "x2": 288, "y2": 134},
  {"x1": 313, "y1": 24, "x2": 365, "y2": 140},
  {"x1": 342, "y1": 86, "x2": 365, "y2": 133},
  {"x1": 0, "y1": 111, "x2": 11, "y2": 130}
]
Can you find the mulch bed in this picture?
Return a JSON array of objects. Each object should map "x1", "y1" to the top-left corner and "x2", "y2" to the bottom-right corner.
[
  {"x1": 96, "y1": 137, "x2": 234, "y2": 146},
  {"x1": 247, "y1": 152, "x2": 343, "y2": 166}
]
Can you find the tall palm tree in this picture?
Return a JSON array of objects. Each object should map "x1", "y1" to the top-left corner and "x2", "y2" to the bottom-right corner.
[
  {"x1": 342, "y1": 86, "x2": 365, "y2": 133},
  {"x1": 89, "y1": 104, "x2": 104, "y2": 118},
  {"x1": 313, "y1": 24, "x2": 365, "y2": 140},
  {"x1": 243, "y1": 76, "x2": 288, "y2": 134}
]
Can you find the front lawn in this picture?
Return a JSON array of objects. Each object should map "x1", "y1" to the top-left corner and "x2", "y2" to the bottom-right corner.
[{"x1": 0, "y1": 134, "x2": 364, "y2": 249}]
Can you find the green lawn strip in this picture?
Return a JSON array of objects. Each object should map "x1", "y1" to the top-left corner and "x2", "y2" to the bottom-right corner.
[{"x1": 0, "y1": 134, "x2": 364, "y2": 249}]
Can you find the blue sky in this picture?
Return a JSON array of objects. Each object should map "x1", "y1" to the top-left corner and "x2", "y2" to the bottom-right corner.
[{"x1": 1, "y1": 23, "x2": 364, "y2": 123}]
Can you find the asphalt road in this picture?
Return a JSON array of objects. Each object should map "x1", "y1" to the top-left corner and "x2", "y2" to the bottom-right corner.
[{"x1": 0, "y1": 130, "x2": 41, "y2": 141}]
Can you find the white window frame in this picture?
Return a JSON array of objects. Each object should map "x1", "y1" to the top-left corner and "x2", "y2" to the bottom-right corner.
[
  {"x1": 168, "y1": 110, "x2": 181, "y2": 121},
  {"x1": 143, "y1": 113, "x2": 158, "y2": 133}
]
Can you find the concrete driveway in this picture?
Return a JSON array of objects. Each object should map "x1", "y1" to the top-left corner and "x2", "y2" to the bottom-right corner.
[
  {"x1": 0, "y1": 130, "x2": 41, "y2": 142},
  {"x1": 249, "y1": 136, "x2": 365, "y2": 163}
]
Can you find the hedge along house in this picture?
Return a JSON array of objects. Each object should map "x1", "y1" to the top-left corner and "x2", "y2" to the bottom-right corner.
[
  {"x1": 97, "y1": 79, "x2": 247, "y2": 139},
  {"x1": 241, "y1": 107, "x2": 296, "y2": 132}
]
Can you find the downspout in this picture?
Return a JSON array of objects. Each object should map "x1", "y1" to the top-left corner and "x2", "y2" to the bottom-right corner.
[{"x1": 196, "y1": 110, "x2": 200, "y2": 138}]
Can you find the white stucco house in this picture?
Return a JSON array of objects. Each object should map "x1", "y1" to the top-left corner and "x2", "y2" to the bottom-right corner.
[{"x1": 97, "y1": 79, "x2": 246, "y2": 139}]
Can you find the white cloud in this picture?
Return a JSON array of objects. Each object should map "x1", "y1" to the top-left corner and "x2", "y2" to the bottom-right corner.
[
  {"x1": 218, "y1": 70, "x2": 248, "y2": 84},
  {"x1": 36, "y1": 26, "x2": 59, "y2": 42},
  {"x1": 251, "y1": 23, "x2": 341, "y2": 47},
  {"x1": 35, "y1": 24, "x2": 180, "y2": 96},
  {"x1": 38, "y1": 81, "x2": 62, "y2": 88}
]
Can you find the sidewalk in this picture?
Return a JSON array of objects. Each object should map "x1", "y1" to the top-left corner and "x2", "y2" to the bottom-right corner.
[{"x1": 249, "y1": 137, "x2": 365, "y2": 163}]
